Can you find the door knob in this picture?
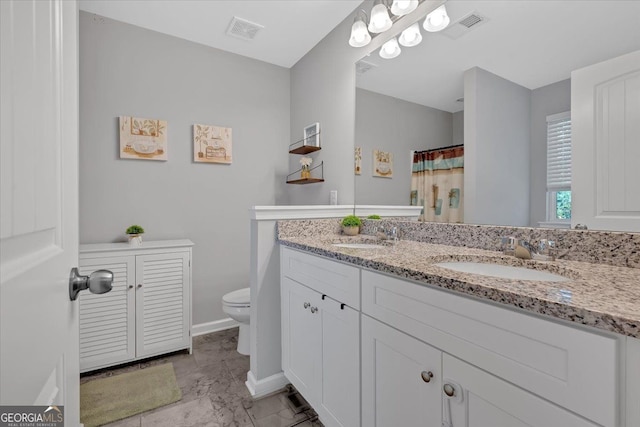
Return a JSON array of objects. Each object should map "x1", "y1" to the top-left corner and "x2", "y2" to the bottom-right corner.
[
  {"x1": 421, "y1": 371, "x2": 434, "y2": 383},
  {"x1": 69, "y1": 267, "x2": 113, "y2": 301}
]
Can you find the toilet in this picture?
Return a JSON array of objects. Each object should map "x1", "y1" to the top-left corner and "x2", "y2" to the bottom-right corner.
[{"x1": 222, "y1": 287, "x2": 250, "y2": 355}]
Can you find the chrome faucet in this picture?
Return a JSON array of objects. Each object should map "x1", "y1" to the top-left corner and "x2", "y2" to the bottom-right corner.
[
  {"x1": 500, "y1": 237, "x2": 557, "y2": 261},
  {"x1": 376, "y1": 226, "x2": 398, "y2": 243}
]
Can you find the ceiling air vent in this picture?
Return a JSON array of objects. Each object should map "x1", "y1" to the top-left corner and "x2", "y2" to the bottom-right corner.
[
  {"x1": 226, "y1": 17, "x2": 264, "y2": 41},
  {"x1": 356, "y1": 60, "x2": 378, "y2": 76},
  {"x1": 441, "y1": 12, "x2": 489, "y2": 40}
]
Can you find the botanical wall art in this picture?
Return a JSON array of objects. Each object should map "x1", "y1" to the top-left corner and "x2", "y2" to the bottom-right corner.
[
  {"x1": 373, "y1": 149, "x2": 393, "y2": 178},
  {"x1": 193, "y1": 124, "x2": 233, "y2": 164},
  {"x1": 354, "y1": 146, "x2": 362, "y2": 175},
  {"x1": 119, "y1": 116, "x2": 167, "y2": 161}
]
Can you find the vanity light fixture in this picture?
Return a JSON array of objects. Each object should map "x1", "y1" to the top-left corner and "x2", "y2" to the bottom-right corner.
[
  {"x1": 380, "y1": 37, "x2": 401, "y2": 59},
  {"x1": 349, "y1": 10, "x2": 372, "y2": 47},
  {"x1": 390, "y1": 0, "x2": 419, "y2": 16},
  {"x1": 423, "y1": 4, "x2": 450, "y2": 32},
  {"x1": 398, "y1": 22, "x2": 422, "y2": 47},
  {"x1": 368, "y1": 0, "x2": 393, "y2": 33}
]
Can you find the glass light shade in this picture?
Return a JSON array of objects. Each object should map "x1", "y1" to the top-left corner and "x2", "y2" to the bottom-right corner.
[
  {"x1": 423, "y1": 4, "x2": 450, "y2": 32},
  {"x1": 390, "y1": 0, "x2": 418, "y2": 16},
  {"x1": 369, "y1": 1, "x2": 393, "y2": 33},
  {"x1": 398, "y1": 23, "x2": 422, "y2": 47},
  {"x1": 379, "y1": 37, "x2": 401, "y2": 59},
  {"x1": 349, "y1": 17, "x2": 371, "y2": 47}
]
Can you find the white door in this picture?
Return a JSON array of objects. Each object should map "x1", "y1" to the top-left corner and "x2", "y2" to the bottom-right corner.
[
  {"x1": 444, "y1": 355, "x2": 599, "y2": 427},
  {"x1": 1, "y1": 0, "x2": 80, "y2": 424},
  {"x1": 361, "y1": 315, "x2": 442, "y2": 427},
  {"x1": 572, "y1": 49, "x2": 640, "y2": 232}
]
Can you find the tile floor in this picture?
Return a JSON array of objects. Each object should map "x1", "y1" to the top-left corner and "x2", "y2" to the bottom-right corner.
[{"x1": 80, "y1": 328, "x2": 322, "y2": 427}]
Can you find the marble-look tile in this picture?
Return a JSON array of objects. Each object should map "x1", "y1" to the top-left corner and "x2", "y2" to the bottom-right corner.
[
  {"x1": 223, "y1": 356, "x2": 250, "y2": 384},
  {"x1": 177, "y1": 362, "x2": 235, "y2": 403},
  {"x1": 141, "y1": 398, "x2": 218, "y2": 427},
  {"x1": 103, "y1": 416, "x2": 142, "y2": 427},
  {"x1": 244, "y1": 394, "x2": 287, "y2": 420},
  {"x1": 252, "y1": 408, "x2": 309, "y2": 427}
]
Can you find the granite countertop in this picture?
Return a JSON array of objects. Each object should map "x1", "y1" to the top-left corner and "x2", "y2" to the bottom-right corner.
[{"x1": 278, "y1": 234, "x2": 640, "y2": 339}]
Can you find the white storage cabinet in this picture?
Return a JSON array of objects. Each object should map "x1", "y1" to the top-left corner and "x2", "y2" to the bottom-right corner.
[
  {"x1": 79, "y1": 239, "x2": 193, "y2": 372},
  {"x1": 280, "y1": 247, "x2": 360, "y2": 427}
]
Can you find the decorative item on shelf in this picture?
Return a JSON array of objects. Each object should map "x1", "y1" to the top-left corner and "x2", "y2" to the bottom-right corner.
[
  {"x1": 341, "y1": 215, "x2": 362, "y2": 236},
  {"x1": 286, "y1": 161, "x2": 325, "y2": 185},
  {"x1": 126, "y1": 224, "x2": 145, "y2": 246},
  {"x1": 300, "y1": 157, "x2": 312, "y2": 179}
]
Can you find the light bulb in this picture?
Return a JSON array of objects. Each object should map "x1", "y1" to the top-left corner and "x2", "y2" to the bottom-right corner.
[
  {"x1": 379, "y1": 37, "x2": 401, "y2": 59},
  {"x1": 349, "y1": 17, "x2": 371, "y2": 47},
  {"x1": 399, "y1": 23, "x2": 422, "y2": 47},
  {"x1": 423, "y1": 4, "x2": 450, "y2": 32},
  {"x1": 391, "y1": 0, "x2": 418, "y2": 17},
  {"x1": 369, "y1": 1, "x2": 392, "y2": 33}
]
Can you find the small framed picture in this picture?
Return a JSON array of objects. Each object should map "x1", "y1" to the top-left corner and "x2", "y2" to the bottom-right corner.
[{"x1": 303, "y1": 122, "x2": 320, "y2": 148}]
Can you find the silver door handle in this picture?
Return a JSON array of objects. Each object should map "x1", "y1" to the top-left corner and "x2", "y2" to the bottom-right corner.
[
  {"x1": 304, "y1": 302, "x2": 310, "y2": 309},
  {"x1": 69, "y1": 267, "x2": 113, "y2": 301},
  {"x1": 310, "y1": 307, "x2": 318, "y2": 314}
]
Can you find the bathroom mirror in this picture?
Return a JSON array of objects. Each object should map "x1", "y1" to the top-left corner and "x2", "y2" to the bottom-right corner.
[{"x1": 353, "y1": 0, "x2": 640, "y2": 230}]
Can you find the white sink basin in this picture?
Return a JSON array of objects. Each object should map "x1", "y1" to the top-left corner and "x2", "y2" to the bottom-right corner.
[
  {"x1": 434, "y1": 262, "x2": 569, "y2": 282},
  {"x1": 333, "y1": 243, "x2": 386, "y2": 249}
]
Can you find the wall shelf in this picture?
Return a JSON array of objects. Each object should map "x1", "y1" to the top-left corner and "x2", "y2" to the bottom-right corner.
[
  {"x1": 289, "y1": 131, "x2": 321, "y2": 155},
  {"x1": 286, "y1": 161, "x2": 324, "y2": 185}
]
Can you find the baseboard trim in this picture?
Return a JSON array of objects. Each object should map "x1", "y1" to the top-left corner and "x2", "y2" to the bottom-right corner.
[
  {"x1": 192, "y1": 318, "x2": 239, "y2": 336},
  {"x1": 245, "y1": 370, "x2": 289, "y2": 399}
]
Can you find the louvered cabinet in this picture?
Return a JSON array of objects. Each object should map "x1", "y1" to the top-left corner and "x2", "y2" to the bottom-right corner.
[{"x1": 79, "y1": 240, "x2": 193, "y2": 372}]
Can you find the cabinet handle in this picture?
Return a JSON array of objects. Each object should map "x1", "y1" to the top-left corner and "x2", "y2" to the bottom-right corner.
[
  {"x1": 137, "y1": 284, "x2": 143, "y2": 289},
  {"x1": 303, "y1": 302, "x2": 310, "y2": 309},
  {"x1": 421, "y1": 371, "x2": 434, "y2": 383},
  {"x1": 128, "y1": 285, "x2": 133, "y2": 289},
  {"x1": 443, "y1": 383, "x2": 455, "y2": 397},
  {"x1": 310, "y1": 307, "x2": 318, "y2": 314}
]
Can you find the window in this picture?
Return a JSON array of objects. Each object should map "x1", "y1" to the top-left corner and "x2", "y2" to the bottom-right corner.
[{"x1": 546, "y1": 111, "x2": 571, "y2": 223}]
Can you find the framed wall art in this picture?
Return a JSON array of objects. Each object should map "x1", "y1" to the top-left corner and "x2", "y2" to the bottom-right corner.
[{"x1": 119, "y1": 116, "x2": 167, "y2": 161}]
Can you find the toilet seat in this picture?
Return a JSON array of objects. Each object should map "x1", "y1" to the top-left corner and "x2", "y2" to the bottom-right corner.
[{"x1": 222, "y1": 287, "x2": 250, "y2": 307}]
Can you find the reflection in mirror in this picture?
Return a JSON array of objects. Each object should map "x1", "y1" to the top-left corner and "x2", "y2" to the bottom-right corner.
[{"x1": 354, "y1": 1, "x2": 640, "y2": 230}]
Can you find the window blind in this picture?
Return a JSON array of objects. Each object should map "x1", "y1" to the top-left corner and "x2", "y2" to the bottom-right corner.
[{"x1": 546, "y1": 111, "x2": 571, "y2": 190}]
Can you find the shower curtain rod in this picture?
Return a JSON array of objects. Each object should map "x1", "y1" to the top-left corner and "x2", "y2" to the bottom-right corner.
[{"x1": 418, "y1": 143, "x2": 464, "y2": 154}]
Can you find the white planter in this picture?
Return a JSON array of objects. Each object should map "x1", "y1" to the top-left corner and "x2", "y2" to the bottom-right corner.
[{"x1": 128, "y1": 234, "x2": 143, "y2": 246}]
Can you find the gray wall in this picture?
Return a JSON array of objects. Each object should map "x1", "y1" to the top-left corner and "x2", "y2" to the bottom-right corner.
[
  {"x1": 464, "y1": 67, "x2": 531, "y2": 226},
  {"x1": 355, "y1": 88, "x2": 452, "y2": 205},
  {"x1": 452, "y1": 111, "x2": 464, "y2": 146},
  {"x1": 530, "y1": 79, "x2": 571, "y2": 226},
  {"x1": 79, "y1": 12, "x2": 290, "y2": 325}
]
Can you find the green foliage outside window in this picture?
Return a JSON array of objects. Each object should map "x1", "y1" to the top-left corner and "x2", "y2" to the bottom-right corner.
[{"x1": 556, "y1": 191, "x2": 571, "y2": 220}]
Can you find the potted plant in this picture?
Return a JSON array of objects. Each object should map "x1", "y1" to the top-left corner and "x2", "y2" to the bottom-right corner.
[
  {"x1": 126, "y1": 224, "x2": 145, "y2": 246},
  {"x1": 341, "y1": 215, "x2": 362, "y2": 236}
]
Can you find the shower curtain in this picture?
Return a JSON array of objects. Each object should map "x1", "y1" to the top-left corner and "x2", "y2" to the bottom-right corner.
[{"x1": 410, "y1": 146, "x2": 464, "y2": 223}]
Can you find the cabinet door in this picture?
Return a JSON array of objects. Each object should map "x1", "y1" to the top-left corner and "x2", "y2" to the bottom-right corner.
[
  {"x1": 135, "y1": 252, "x2": 190, "y2": 357},
  {"x1": 318, "y1": 296, "x2": 360, "y2": 427},
  {"x1": 79, "y1": 256, "x2": 136, "y2": 372},
  {"x1": 444, "y1": 354, "x2": 599, "y2": 427},
  {"x1": 281, "y1": 277, "x2": 322, "y2": 403},
  {"x1": 362, "y1": 315, "x2": 441, "y2": 427}
]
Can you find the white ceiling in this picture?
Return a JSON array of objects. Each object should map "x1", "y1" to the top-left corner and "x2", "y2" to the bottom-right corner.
[
  {"x1": 79, "y1": 0, "x2": 363, "y2": 68},
  {"x1": 356, "y1": 1, "x2": 640, "y2": 112}
]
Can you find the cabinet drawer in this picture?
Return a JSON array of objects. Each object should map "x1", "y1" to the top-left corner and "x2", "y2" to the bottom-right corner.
[
  {"x1": 362, "y1": 270, "x2": 619, "y2": 427},
  {"x1": 281, "y1": 247, "x2": 360, "y2": 309}
]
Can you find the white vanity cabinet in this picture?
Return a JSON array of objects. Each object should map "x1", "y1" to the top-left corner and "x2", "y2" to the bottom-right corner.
[
  {"x1": 280, "y1": 247, "x2": 360, "y2": 427},
  {"x1": 361, "y1": 315, "x2": 442, "y2": 427},
  {"x1": 79, "y1": 240, "x2": 193, "y2": 372}
]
